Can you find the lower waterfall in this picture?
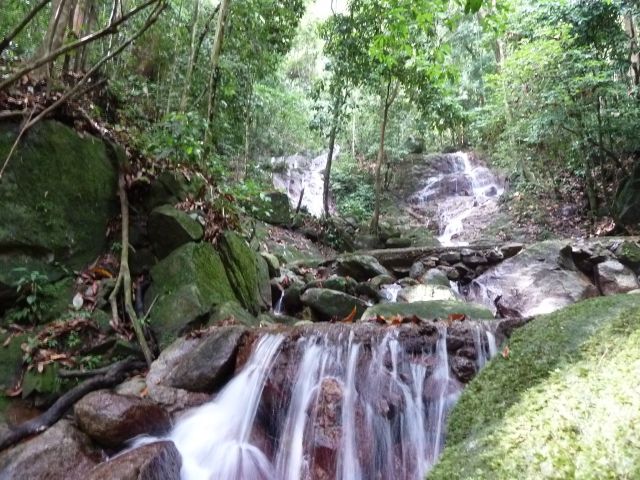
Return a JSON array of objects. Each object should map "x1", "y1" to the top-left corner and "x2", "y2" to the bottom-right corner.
[{"x1": 141, "y1": 323, "x2": 497, "y2": 480}]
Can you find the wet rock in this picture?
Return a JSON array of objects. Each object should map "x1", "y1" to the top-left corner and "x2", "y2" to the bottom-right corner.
[
  {"x1": 86, "y1": 441, "x2": 181, "y2": 480},
  {"x1": 486, "y1": 249, "x2": 504, "y2": 263},
  {"x1": 301, "y1": 288, "x2": 369, "y2": 321},
  {"x1": 165, "y1": 326, "x2": 248, "y2": 392},
  {"x1": 0, "y1": 419, "x2": 100, "y2": 479},
  {"x1": 462, "y1": 253, "x2": 488, "y2": 267},
  {"x1": 309, "y1": 377, "x2": 343, "y2": 480},
  {"x1": 282, "y1": 280, "x2": 305, "y2": 314},
  {"x1": 595, "y1": 260, "x2": 640, "y2": 295},
  {"x1": 368, "y1": 274, "x2": 396, "y2": 289},
  {"x1": 450, "y1": 356, "x2": 477, "y2": 383},
  {"x1": 386, "y1": 237, "x2": 412, "y2": 249},
  {"x1": 500, "y1": 242, "x2": 524, "y2": 259},
  {"x1": 440, "y1": 251, "x2": 462, "y2": 264},
  {"x1": 261, "y1": 253, "x2": 281, "y2": 278},
  {"x1": 306, "y1": 275, "x2": 357, "y2": 295},
  {"x1": 74, "y1": 390, "x2": 171, "y2": 447},
  {"x1": 398, "y1": 284, "x2": 456, "y2": 303},
  {"x1": 336, "y1": 254, "x2": 392, "y2": 281},
  {"x1": 469, "y1": 241, "x2": 599, "y2": 317},
  {"x1": 397, "y1": 277, "x2": 419, "y2": 288},
  {"x1": 409, "y1": 261, "x2": 426, "y2": 279},
  {"x1": 147, "y1": 205, "x2": 204, "y2": 259},
  {"x1": 355, "y1": 282, "x2": 380, "y2": 301},
  {"x1": 444, "y1": 267, "x2": 461, "y2": 281},
  {"x1": 420, "y1": 268, "x2": 451, "y2": 288},
  {"x1": 361, "y1": 300, "x2": 494, "y2": 321},
  {"x1": 147, "y1": 242, "x2": 237, "y2": 347},
  {"x1": 614, "y1": 241, "x2": 640, "y2": 270}
]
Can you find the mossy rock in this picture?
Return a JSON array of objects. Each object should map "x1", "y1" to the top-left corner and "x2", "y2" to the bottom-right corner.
[
  {"x1": 615, "y1": 240, "x2": 640, "y2": 270},
  {"x1": 429, "y1": 295, "x2": 640, "y2": 480},
  {"x1": 207, "y1": 302, "x2": 259, "y2": 328},
  {"x1": 147, "y1": 205, "x2": 204, "y2": 259},
  {"x1": 0, "y1": 121, "x2": 117, "y2": 306},
  {"x1": 300, "y1": 288, "x2": 368, "y2": 321},
  {"x1": 218, "y1": 231, "x2": 269, "y2": 315},
  {"x1": 614, "y1": 162, "x2": 640, "y2": 227},
  {"x1": 247, "y1": 192, "x2": 291, "y2": 226},
  {"x1": 148, "y1": 242, "x2": 236, "y2": 347},
  {"x1": 0, "y1": 333, "x2": 27, "y2": 392},
  {"x1": 361, "y1": 300, "x2": 493, "y2": 321}
]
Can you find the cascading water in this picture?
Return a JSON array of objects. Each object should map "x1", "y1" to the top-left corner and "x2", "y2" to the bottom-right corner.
[
  {"x1": 140, "y1": 322, "x2": 499, "y2": 480},
  {"x1": 410, "y1": 152, "x2": 503, "y2": 246}
]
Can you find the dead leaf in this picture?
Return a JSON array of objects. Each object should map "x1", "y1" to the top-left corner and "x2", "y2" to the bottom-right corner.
[
  {"x1": 448, "y1": 313, "x2": 467, "y2": 322},
  {"x1": 342, "y1": 306, "x2": 357, "y2": 323},
  {"x1": 501, "y1": 345, "x2": 510, "y2": 359}
]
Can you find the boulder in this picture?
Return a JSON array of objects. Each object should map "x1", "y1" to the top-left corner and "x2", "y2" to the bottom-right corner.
[
  {"x1": 397, "y1": 284, "x2": 456, "y2": 303},
  {"x1": 420, "y1": 268, "x2": 451, "y2": 288},
  {"x1": 0, "y1": 332, "x2": 28, "y2": 392},
  {"x1": 361, "y1": 300, "x2": 494, "y2": 321},
  {"x1": 353, "y1": 234, "x2": 385, "y2": 250},
  {"x1": 207, "y1": 301, "x2": 258, "y2": 327},
  {"x1": 147, "y1": 205, "x2": 203, "y2": 259},
  {"x1": 148, "y1": 242, "x2": 236, "y2": 347},
  {"x1": 86, "y1": 441, "x2": 181, "y2": 480},
  {"x1": 615, "y1": 240, "x2": 640, "y2": 270},
  {"x1": 282, "y1": 280, "x2": 305, "y2": 314},
  {"x1": 614, "y1": 162, "x2": 640, "y2": 227},
  {"x1": 0, "y1": 121, "x2": 118, "y2": 314},
  {"x1": 368, "y1": 274, "x2": 396, "y2": 289},
  {"x1": 218, "y1": 231, "x2": 269, "y2": 315},
  {"x1": 301, "y1": 288, "x2": 369, "y2": 321},
  {"x1": 165, "y1": 326, "x2": 247, "y2": 392},
  {"x1": 261, "y1": 253, "x2": 281, "y2": 278},
  {"x1": 409, "y1": 261, "x2": 426, "y2": 280},
  {"x1": 249, "y1": 192, "x2": 291, "y2": 225},
  {"x1": 305, "y1": 275, "x2": 357, "y2": 295},
  {"x1": 385, "y1": 237, "x2": 412, "y2": 249},
  {"x1": 595, "y1": 260, "x2": 640, "y2": 295},
  {"x1": 468, "y1": 241, "x2": 599, "y2": 317},
  {"x1": 336, "y1": 254, "x2": 391, "y2": 281},
  {"x1": 0, "y1": 419, "x2": 100, "y2": 479},
  {"x1": 440, "y1": 252, "x2": 462, "y2": 264},
  {"x1": 74, "y1": 390, "x2": 171, "y2": 447}
]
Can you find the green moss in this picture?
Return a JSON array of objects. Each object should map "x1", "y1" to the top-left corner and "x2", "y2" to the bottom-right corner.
[
  {"x1": 0, "y1": 121, "x2": 117, "y2": 285},
  {"x1": 429, "y1": 294, "x2": 640, "y2": 480},
  {"x1": 361, "y1": 300, "x2": 494, "y2": 321}
]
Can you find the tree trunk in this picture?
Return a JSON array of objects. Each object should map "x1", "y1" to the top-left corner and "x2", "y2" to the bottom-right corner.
[
  {"x1": 624, "y1": 11, "x2": 640, "y2": 87},
  {"x1": 179, "y1": 0, "x2": 200, "y2": 111},
  {"x1": 34, "y1": 0, "x2": 76, "y2": 78},
  {"x1": 204, "y1": 0, "x2": 232, "y2": 147},
  {"x1": 370, "y1": 79, "x2": 395, "y2": 234},
  {"x1": 323, "y1": 100, "x2": 341, "y2": 218}
]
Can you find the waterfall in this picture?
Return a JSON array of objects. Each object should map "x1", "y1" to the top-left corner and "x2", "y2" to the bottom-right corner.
[{"x1": 146, "y1": 323, "x2": 498, "y2": 480}]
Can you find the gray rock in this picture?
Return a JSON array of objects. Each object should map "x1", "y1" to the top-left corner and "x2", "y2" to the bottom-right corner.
[
  {"x1": 165, "y1": 326, "x2": 247, "y2": 392},
  {"x1": 301, "y1": 288, "x2": 369, "y2": 321},
  {"x1": 86, "y1": 441, "x2": 181, "y2": 480},
  {"x1": 595, "y1": 259, "x2": 640, "y2": 295},
  {"x1": 409, "y1": 261, "x2": 426, "y2": 280},
  {"x1": 397, "y1": 284, "x2": 456, "y2": 303},
  {"x1": 439, "y1": 252, "x2": 462, "y2": 264},
  {"x1": 282, "y1": 280, "x2": 306, "y2": 314},
  {"x1": 0, "y1": 420, "x2": 100, "y2": 479},
  {"x1": 385, "y1": 237, "x2": 412, "y2": 248},
  {"x1": 500, "y1": 242, "x2": 524, "y2": 259},
  {"x1": 74, "y1": 390, "x2": 171, "y2": 447},
  {"x1": 462, "y1": 253, "x2": 488, "y2": 267},
  {"x1": 336, "y1": 254, "x2": 392, "y2": 281},
  {"x1": 250, "y1": 192, "x2": 291, "y2": 225},
  {"x1": 148, "y1": 205, "x2": 204, "y2": 259},
  {"x1": 420, "y1": 268, "x2": 451, "y2": 288},
  {"x1": 369, "y1": 274, "x2": 396, "y2": 289},
  {"x1": 261, "y1": 253, "x2": 281, "y2": 278}
]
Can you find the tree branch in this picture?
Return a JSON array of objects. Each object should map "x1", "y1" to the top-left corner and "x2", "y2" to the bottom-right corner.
[
  {"x1": 0, "y1": 0, "x2": 51, "y2": 55},
  {"x1": 0, "y1": 358, "x2": 144, "y2": 452}
]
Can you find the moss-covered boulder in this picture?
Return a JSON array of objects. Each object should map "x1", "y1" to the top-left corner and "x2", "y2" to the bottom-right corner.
[
  {"x1": 147, "y1": 205, "x2": 203, "y2": 259},
  {"x1": 300, "y1": 288, "x2": 369, "y2": 321},
  {"x1": 429, "y1": 295, "x2": 640, "y2": 480},
  {"x1": 219, "y1": 231, "x2": 270, "y2": 315},
  {"x1": 148, "y1": 242, "x2": 236, "y2": 347},
  {"x1": 0, "y1": 333, "x2": 27, "y2": 393},
  {"x1": 361, "y1": 300, "x2": 493, "y2": 321},
  {"x1": 336, "y1": 254, "x2": 392, "y2": 281},
  {"x1": 0, "y1": 121, "x2": 118, "y2": 313},
  {"x1": 248, "y1": 192, "x2": 291, "y2": 225},
  {"x1": 207, "y1": 301, "x2": 259, "y2": 328}
]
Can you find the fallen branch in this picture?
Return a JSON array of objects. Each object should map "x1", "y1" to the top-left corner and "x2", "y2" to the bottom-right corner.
[
  {"x1": 109, "y1": 171, "x2": 155, "y2": 367},
  {"x1": 0, "y1": 358, "x2": 144, "y2": 452}
]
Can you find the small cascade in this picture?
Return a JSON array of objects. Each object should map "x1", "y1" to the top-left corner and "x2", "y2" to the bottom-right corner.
[
  {"x1": 273, "y1": 292, "x2": 285, "y2": 316},
  {"x1": 148, "y1": 322, "x2": 499, "y2": 480},
  {"x1": 410, "y1": 152, "x2": 503, "y2": 246},
  {"x1": 380, "y1": 283, "x2": 402, "y2": 303}
]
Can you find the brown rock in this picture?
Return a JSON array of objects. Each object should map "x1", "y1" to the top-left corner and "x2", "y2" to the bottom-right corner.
[
  {"x1": 0, "y1": 420, "x2": 101, "y2": 480},
  {"x1": 75, "y1": 390, "x2": 171, "y2": 447},
  {"x1": 86, "y1": 441, "x2": 181, "y2": 480}
]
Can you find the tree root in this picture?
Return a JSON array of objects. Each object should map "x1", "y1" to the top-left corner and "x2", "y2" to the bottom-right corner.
[
  {"x1": 0, "y1": 358, "x2": 144, "y2": 452},
  {"x1": 109, "y1": 171, "x2": 155, "y2": 367}
]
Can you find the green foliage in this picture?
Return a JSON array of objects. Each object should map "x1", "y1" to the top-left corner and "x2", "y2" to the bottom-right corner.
[
  {"x1": 8, "y1": 268, "x2": 50, "y2": 324},
  {"x1": 430, "y1": 294, "x2": 640, "y2": 479},
  {"x1": 332, "y1": 154, "x2": 375, "y2": 221}
]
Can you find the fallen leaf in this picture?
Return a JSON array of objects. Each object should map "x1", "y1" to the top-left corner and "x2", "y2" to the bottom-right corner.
[
  {"x1": 448, "y1": 313, "x2": 467, "y2": 322},
  {"x1": 502, "y1": 345, "x2": 510, "y2": 359},
  {"x1": 342, "y1": 306, "x2": 357, "y2": 323},
  {"x1": 391, "y1": 315, "x2": 403, "y2": 325}
]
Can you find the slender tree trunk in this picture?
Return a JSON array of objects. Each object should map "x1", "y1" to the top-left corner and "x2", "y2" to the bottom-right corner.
[
  {"x1": 323, "y1": 109, "x2": 339, "y2": 218},
  {"x1": 370, "y1": 79, "x2": 396, "y2": 234},
  {"x1": 34, "y1": 0, "x2": 76, "y2": 78},
  {"x1": 204, "y1": 0, "x2": 232, "y2": 147},
  {"x1": 624, "y1": 11, "x2": 640, "y2": 87},
  {"x1": 179, "y1": 0, "x2": 200, "y2": 111}
]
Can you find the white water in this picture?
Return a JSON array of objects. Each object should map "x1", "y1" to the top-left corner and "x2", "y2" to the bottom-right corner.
[
  {"x1": 272, "y1": 148, "x2": 339, "y2": 217},
  {"x1": 140, "y1": 323, "x2": 498, "y2": 480},
  {"x1": 380, "y1": 283, "x2": 402, "y2": 303},
  {"x1": 412, "y1": 152, "x2": 503, "y2": 246}
]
